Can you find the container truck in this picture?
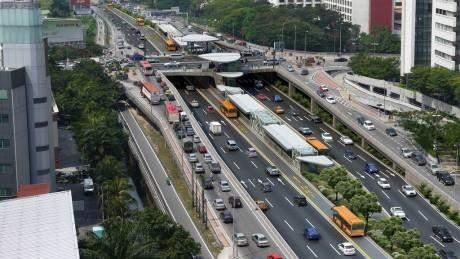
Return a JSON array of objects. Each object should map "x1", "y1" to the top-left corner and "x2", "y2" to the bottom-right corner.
[
  {"x1": 305, "y1": 137, "x2": 328, "y2": 155},
  {"x1": 141, "y1": 81, "x2": 162, "y2": 105},
  {"x1": 209, "y1": 121, "x2": 222, "y2": 135},
  {"x1": 165, "y1": 101, "x2": 179, "y2": 123}
]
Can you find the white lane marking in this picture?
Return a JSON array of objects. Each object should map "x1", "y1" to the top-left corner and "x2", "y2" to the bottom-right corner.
[
  {"x1": 430, "y1": 236, "x2": 445, "y2": 247},
  {"x1": 329, "y1": 243, "x2": 341, "y2": 255},
  {"x1": 277, "y1": 178, "x2": 285, "y2": 185},
  {"x1": 205, "y1": 121, "x2": 209, "y2": 124},
  {"x1": 224, "y1": 132, "x2": 230, "y2": 138},
  {"x1": 285, "y1": 196, "x2": 294, "y2": 206},
  {"x1": 266, "y1": 88, "x2": 271, "y2": 91},
  {"x1": 238, "y1": 147, "x2": 243, "y2": 152},
  {"x1": 406, "y1": 217, "x2": 411, "y2": 222},
  {"x1": 202, "y1": 109, "x2": 207, "y2": 115},
  {"x1": 305, "y1": 218, "x2": 315, "y2": 227},
  {"x1": 240, "y1": 180, "x2": 248, "y2": 188},
  {"x1": 454, "y1": 237, "x2": 460, "y2": 244},
  {"x1": 265, "y1": 198, "x2": 274, "y2": 207},
  {"x1": 319, "y1": 127, "x2": 326, "y2": 132},
  {"x1": 357, "y1": 155, "x2": 365, "y2": 161},
  {"x1": 344, "y1": 156, "x2": 353, "y2": 163},
  {"x1": 324, "y1": 142, "x2": 332, "y2": 147},
  {"x1": 386, "y1": 170, "x2": 396, "y2": 177},
  {"x1": 375, "y1": 174, "x2": 380, "y2": 178},
  {"x1": 251, "y1": 161, "x2": 258, "y2": 168},
  {"x1": 306, "y1": 245, "x2": 319, "y2": 258},
  {"x1": 289, "y1": 105, "x2": 294, "y2": 109},
  {"x1": 284, "y1": 220, "x2": 294, "y2": 231},
  {"x1": 207, "y1": 133, "x2": 214, "y2": 140},
  {"x1": 337, "y1": 141, "x2": 345, "y2": 146},
  {"x1": 367, "y1": 174, "x2": 375, "y2": 180},
  {"x1": 285, "y1": 117, "x2": 292, "y2": 121},
  {"x1": 220, "y1": 120, "x2": 226, "y2": 126},
  {"x1": 266, "y1": 178, "x2": 275, "y2": 186},
  {"x1": 198, "y1": 121, "x2": 202, "y2": 127},
  {"x1": 220, "y1": 147, "x2": 226, "y2": 153},
  {"x1": 248, "y1": 179, "x2": 256, "y2": 187},
  {"x1": 398, "y1": 190, "x2": 407, "y2": 198},
  {"x1": 418, "y1": 210, "x2": 428, "y2": 221},
  {"x1": 299, "y1": 117, "x2": 304, "y2": 121},
  {"x1": 292, "y1": 116, "x2": 298, "y2": 121},
  {"x1": 381, "y1": 172, "x2": 390, "y2": 178},
  {"x1": 381, "y1": 191, "x2": 390, "y2": 199},
  {"x1": 304, "y1": 115, "x2": 310, "y2": 120},
  {"x1": 355, "y1": 171, "x2": 366, "y2": 179},
  {"x1": 233, "y1": 161, "x2": 240, "y2": 170}
]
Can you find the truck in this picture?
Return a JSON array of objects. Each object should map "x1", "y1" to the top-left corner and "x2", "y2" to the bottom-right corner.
[
  {"x1": 165, "y1": 101, "x2": 179, "y2": 123},
  {"x1": 209, "y1": 121, "x2": 222, "y2": 135},
  {"x1": 183, "y1": 137, "x2": 194, "y2": 153},
  {"x1": 305, "y1": 137, "x2": 328, "y2": 155},
  {"x1": 141, "y1": 81, "x2": 162, "y2": 105}
]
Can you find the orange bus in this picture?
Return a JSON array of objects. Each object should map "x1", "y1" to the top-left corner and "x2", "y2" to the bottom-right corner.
[
  {"x1": 220, "y1": 99, "x2": 238, "y2": 118},
  {"x1": 305, "y1": 136, "x2": 328, "y2": 155},
  {"x1": 166, "y1": 38, "x2": 177, "y2": 51},
  {"x1": 136, "y1": 18, "x2": 145, "y2": 26},
  {"x1": 332, "y1": 206, "x2": 365, "y2": 237}
]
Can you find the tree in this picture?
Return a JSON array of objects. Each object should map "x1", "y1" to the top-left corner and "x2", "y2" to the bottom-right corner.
[
  {"x1": 407, "y1": 245, "x2": 438, "y2": 259},
  {"x1": 349, "y1": 53, "x2": 399, "y2": 81},
  {"x1": 50, "y1": 0, "x2": 70, "y2": 17},
  {"x1": 354, "y1": 27, "x2": 400, "y2": 54},
  {"x1": 320, "y1": 166, "x2": 348, "y2": 200},
  {"x1": 335, "y1": 179, "x2": 363, "y2": 201},
  {"x1": 102, "y1": 176, "x2": 134, "y2": 219},
  {"x1": 94, "y1": 156, "x2": 125, "y2": 184},
  {"x1": 349, "y1": 193, "x2": 381, "y2": 233},
  {"x1": 392, "y1": 229, "x2": 422, "y2": 253}
]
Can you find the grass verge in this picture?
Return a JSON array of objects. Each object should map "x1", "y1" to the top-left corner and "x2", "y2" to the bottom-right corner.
[{"x1": 132, "y1": 110, "x2": 223, "y2": 256}]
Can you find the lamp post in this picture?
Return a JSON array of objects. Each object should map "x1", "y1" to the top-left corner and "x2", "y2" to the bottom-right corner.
[
  {"x1": 294, "y1": 24, "x2": 297, "y2": 51},
  {"x1": 281, "y1": 21, "x2": 287, "y2": 54},
  {"x1": 304, "y1": 30, "x2": 308, "y2": 55}
]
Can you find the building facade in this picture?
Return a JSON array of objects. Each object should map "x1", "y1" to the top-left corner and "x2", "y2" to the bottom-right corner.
[
  {"x1": 267, "y1": 0, "x2": 322, "y2": 7},
  {"x1": 43, "y1": 18, "x2": 85, "y2": 48},
  {"x1": 431, "y1": 0, "x2": 457, "y2": 70},
  {"x1": 393, "y1": 0, "x2": 402, "y2": 35},
  {"x1": 0, "y1": 0, "x2": 56, "y2": 196},
  {"x1": 322, "y1": 0, "x2": 393, "y2": 33},
  {"x1": 400, "y1": 0, "x2": 432, "y2": 75}
]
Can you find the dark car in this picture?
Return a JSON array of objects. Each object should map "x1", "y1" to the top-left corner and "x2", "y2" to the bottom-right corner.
[
  {"x1": 298, "y1": 127, "x2": 313, "y2": 135},
  {"x1": 228, "y1": 196, "x2": 243, "y2": 208},
  {"x1": 203, "y1": 177, "x2": 214, "y2": 190},
  {"x1": 334, "y1": 57, "x2": 348, "y2": 62},
  {"x1": 438, "y1": 172, "x2": 455, "y2": 186},
  {"x1": 273, "y1": 95, "x2": 283, "y2": 102},
  {"x1": 220, "y1": 211, "x2": 233, "y2": 224},
  {"x1": 310, "y1": 115, "x2": 322, "y2": 123},
  {"x1": 176, "y1": 130, "x2": 186, "y2": 139},
  {"x1": 433, "y1": 226, "x2": 453, "y2": 242},
  {"x1": 438, "y1": 250, "x2": 457, "y2": 259},
  {"x1": 293, "y1": 196, "x2": 308, "y2": 207},
  {"x1": 344, "y1": 150, "x2": 357, "y2": 160},
  {"x1": 300, "y1": 69, "x2": 309, "y2": 75},
  {"x1": 316, "y1": 89, "x2": 326, "y2": 98},
  {"x1": 357, "y1": 116, "x2": 365, "y2": 125},
  {"x1": 261, "y1": 181, "x2": 273, "y2": 192},
  {"x1": 209, "y1": 161, "x2": 221, "y2": 173},
  {"x1": 385, "y1": 127, "x2": 398, "y2": 137},
  {"x1": 304, "y1": 227, "x2": 320, "y2": 240},
  {"x1": 266, "y1": 166, "x2": 281, "y2": 176},
  {"x1": 412, "y1": 152, "x2": 427, "y2": 166},
  {"x1": 365, "y1": 162, "x2": 379, "y2": 174}
]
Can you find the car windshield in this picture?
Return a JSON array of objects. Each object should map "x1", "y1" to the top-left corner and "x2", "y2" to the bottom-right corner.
[
  {"x1": 344, "y1": 244, "x2": 354, "y2": 249},
  {"x1": 259, "y1": 236, "x2": 267, "y2": 241},
  {"x1": 405, "y1": 186, "x2": 414, "y2": 191}
]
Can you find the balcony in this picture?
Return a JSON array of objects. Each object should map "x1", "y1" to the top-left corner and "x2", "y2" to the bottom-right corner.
[
  {"x1": 434, "y1": 29, "x2": 457, "y2": 42},
  {"x1": 433, "y1": 41, "x2": 456, "y2": 56},
  {"x1": 436, "y1": 0, "x2": 457, "y2": 12},
  {"x1": 433, "y1": 55, "x2": 456, "y2": 70},
  {"x1": 434, "y1": 14, "x2": 456, "y2": 27}
]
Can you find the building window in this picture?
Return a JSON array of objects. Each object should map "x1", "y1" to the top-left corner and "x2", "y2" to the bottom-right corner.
[
  {"x1": 36, "y1": 145, "x2": 49, "y2": 152},
  {"x1": 34, "y1": 121, "x2": 48, "y2": 128},
  {"x1": 0, "y1": 90, "x2": 7, "y2": 100},
  {"x1": 33, "y1": 97, "x2": 47, "y2": 104},
  {"x1": 0, "y1": 114, "x2": 8, "y2": 123},
  {"x1": 0, "y1": 164, "x2": 11, "y2": 174},
  {"x1": 0, "y1": 139, "x2": 10, "y2": 149}
]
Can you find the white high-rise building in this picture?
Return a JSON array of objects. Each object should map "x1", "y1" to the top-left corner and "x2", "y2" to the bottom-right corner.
[
  {"x1": 267, "y1": 0, "x2": 322, "y2": 7},
  {"x1": 0, "y1": 0, "x2": 56, "y2": 196},
  {"x1": 431, "y1": 0, "x2": 458, "y2": 70}
]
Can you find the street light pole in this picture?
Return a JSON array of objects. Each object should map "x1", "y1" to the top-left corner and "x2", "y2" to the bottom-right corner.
[
  {"x1": 304, "y1": 30, "x2": 308, "y2": 55},
  {"x1": 339, "y1": 22, "x2": 342, "y2": 56},
  {"x1": 294, "y1": 25, "x2": 297, "y2": 51}
]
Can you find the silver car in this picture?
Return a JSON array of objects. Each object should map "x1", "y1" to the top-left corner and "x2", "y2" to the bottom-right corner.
[
  {"x1": 213, "y1": 198, "x2": 226, "y2": 210},
  {"x1": 252, "y1": 233, "x2": 270, "y2": 247},
  {"x1": 188, "y1": 153, "x2": 198, "y2": 163},
  {"x1": 219, "y1": 180, "x2": 231, "y2": 192},
  {"x1": 233, "y1": 233, "x2": 248, "y2": 246}
]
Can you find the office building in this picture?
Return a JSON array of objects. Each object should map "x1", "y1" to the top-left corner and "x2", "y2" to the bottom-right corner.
[
  {"x1": 431, "y1": 0, "x2": 457, "y2": 70},
  {"x1": 43, "y1": 18, "x2": 86, "y2": 48},
  {"x1": 0, "y1": 0, "x2": 56, "y2": 197},
  {"x1": 400, "y1": 0, "x2": 432, "y2": 75},
  {"x1": 322, "y1": 0, "x2": 393, "y2": 33},
  {"x1": 267, "y1": 0, "x2": 322, "y2": 7}
]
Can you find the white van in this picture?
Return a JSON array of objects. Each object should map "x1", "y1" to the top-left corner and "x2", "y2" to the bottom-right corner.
[
  {"x1": 169, "y1": 53, "x2": 184, "y2": 60},
  {"x1": 83, "y1": 178, "x2": 94, "y2": 195}
]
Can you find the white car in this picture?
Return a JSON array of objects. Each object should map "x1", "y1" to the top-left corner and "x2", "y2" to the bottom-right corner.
[
  {"x1": 287, "y1": 65, "x2": 294, "y2": 72},
  {"x1": 401, "y1": 185, "x2": 417, "y2": 197},
  {"x1": 219, "y1": 180, "x2": 231, "y2": 192},
  {"x1": 193, "y1": 135, "x2": 201, "y2": 143},
  {"x1": 338, "y1": 242, "x2": 356, "y2": 256},
  {"x1": 400, "y1": 147, "x2": 413, "y2": 158},
  {"x1": 321, "y1": 132, "x2": 333, "y2": 142},
  {"x1": 190, "y1": 100, "x2": 199, "y2": 108},
  {"x1": 339, "y1": 136, "x2": 354, "y2": 145},
  {"x1": 377, "y1": 178, "x2": 391, "y2": 189},
  {"x1": 203, "y1": 153, "x2": 213, "y2": 163},
  {"x1": 325, "y1": 96, "x2": 337, "y2": 104},
  {"x1": 390, "y1": 206, "x2": 406, "y2": 219},
  {"x1": 251, "y1": 233, "x2": 270, "y2": 247},
  {"x1": 213, "y1": 198, "x2": 226, "y2": 210},
  {"x1": 363, "y1": 120, "x2": 375, "y2": 130}
]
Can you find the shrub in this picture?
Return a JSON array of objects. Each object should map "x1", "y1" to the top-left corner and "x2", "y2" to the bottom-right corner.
[
  {"x1": 448, "y1": 210, "x2": 459, "y2": 222},
  {"x1": 429, "y1": 194, "x2": 440, "y2": 205},
  {"x1": 436, "y1": 199, "x2": 450, "y2": 214}
]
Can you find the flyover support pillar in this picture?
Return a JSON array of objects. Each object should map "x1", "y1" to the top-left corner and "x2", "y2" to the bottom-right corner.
[
  {"x1": 332, "y1": 115, "x2": 337, "y2": 129},
  {"x1": 310, "y1": 99, "x2": 318, "y2": 113},
  {"x1": 288, "y1": 81, "x2": 294, "y2": 97},
  {"x1": 360, "y1": 137, "x2": 366, "y2": 148}
]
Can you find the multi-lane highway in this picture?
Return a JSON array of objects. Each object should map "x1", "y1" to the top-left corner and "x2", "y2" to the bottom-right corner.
[
  {"x1": 237, "y1": 75, "x2": 460, "y2": 254},
  {"x1": 169, "y1": 76, "x2": 371, "y2": 259}
]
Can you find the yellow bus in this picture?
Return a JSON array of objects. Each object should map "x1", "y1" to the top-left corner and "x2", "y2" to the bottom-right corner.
[
  {"x1": 166, "y1": 38, "x2": 177, "y2": 51},
  {"x1": 136, "y1": 18, "x2": 145, "y2": 26},
  {"x1": 107, "y1": 3, "x2": 113, "y2": 8},
  {"x1": 220, "y1": 99, "x2": 238, "y2": 118},
  {"x1": 332, "y1": 206, "x2": 365, "y2": 237},
  {"x1": 305, "y1": 136, "x2": 329, "y2": 155}
]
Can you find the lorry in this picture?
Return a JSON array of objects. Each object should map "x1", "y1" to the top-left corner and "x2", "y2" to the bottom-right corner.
[
  {"x1": 305, "y1": 137, "x2": 328, "y2": 155},
  {"x1": 141, "y1": 81, "x2": 162, "y2": 105},
  {"x1": 165, "y1": 101, "x2": 179, "y2": 123},
  {"x1": 209, "y1": 121, "x2": 222, "y2": 135}
]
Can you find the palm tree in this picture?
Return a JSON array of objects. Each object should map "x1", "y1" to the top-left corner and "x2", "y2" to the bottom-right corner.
[{"x1": 101, "y1": 176, "x2": 134, "y2": 219}]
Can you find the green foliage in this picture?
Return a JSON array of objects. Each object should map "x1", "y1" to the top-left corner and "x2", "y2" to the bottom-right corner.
[
  {"x1": 335, "y1": 179, "x2": 364, "y2": 201},
  {"x1": 102, "y1": 176, "x2": 135, "y2": 219},
  {"x1": 50, "y1": 0, "x2": 70, "y2": 17},
  {"x1": 79, "y1": 208, "x2": 200, "y2": 259},
  {"x1": 349, "y1": 53, "x2": 399, "y2": 81},
  {"x1": 319, "y1": 166, "x2": 348, "y2": 190},
  {"x1": 354, "y1": 27, "x2": 400, "y2": 54},
  {"x1": 404, "y1": 66, "x2": 460, "y2": 105},
  {"x1": 349, "y1": 192, "x2": 381, "y2": 233},
  {"x1": 407, "y1": 245, "x2": 438, "y2": 259},
  {"x1": 94, "y1": 156, "x2": 125, "y2": 184}
]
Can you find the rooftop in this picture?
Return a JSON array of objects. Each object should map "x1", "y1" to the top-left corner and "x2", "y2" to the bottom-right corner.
[
  {"x1": 199, "y1": 52, "x2": 240, "y2": 63},
  {"x1": 181, "y1": 33, "x2": 219, "y2": 43},
  {"x1": 0, "y1": 191, "x2": 79, "y2": 259},
  {"x1": 263, "y1": 124, "x2": 317, "y2": 156}
]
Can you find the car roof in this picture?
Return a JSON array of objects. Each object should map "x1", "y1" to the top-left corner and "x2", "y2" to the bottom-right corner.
[
  {"x1": 341, "y1": 242, "x2": 353, "y2": 246},
  {"x1": 215, "y1": 198, "x2": 223, "y2": 202}
]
